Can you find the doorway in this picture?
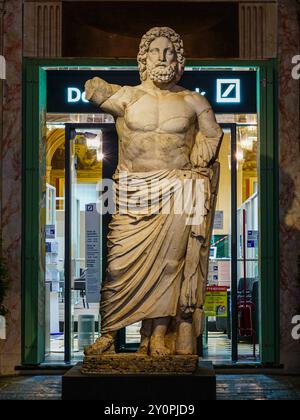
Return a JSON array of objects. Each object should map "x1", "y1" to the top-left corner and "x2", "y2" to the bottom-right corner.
[
  {"x1": 44, "y1": 122, "x2": 118, "y2": 363},
  {"x1": 22, "y1": 60, "x2": 279, "y2": 366}
]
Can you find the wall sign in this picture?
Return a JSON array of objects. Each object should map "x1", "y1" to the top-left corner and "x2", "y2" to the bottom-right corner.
[
  {"x1": 247, "y1": 230, "x2": 259, "y2": 248},
  {"x1": 213, "y1": 211, "x2": 224, "y2": 230},
  {"x1": 205, "y1": 286, "x2": 229, "y2": 318},
  {"x1": 45, "y1": 224, "x2": 56, "y2": 239},
  {"x1": 47, "y1": 69, "x2": 257, "y2": 114},
  {"x1": 85, "y1": 203, "x2": 102, "y2": 303}
]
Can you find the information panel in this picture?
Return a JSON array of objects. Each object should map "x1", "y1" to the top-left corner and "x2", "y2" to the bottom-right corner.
[
  {"x1": 205, "y1": 286, "x2": 229, "y2": 318},
  {"x1": 85, "y1": 203, "x2": 102, "y2": 304}
]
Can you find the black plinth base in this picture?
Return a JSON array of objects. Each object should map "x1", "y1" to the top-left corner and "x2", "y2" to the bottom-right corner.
[{"x1": 62, "y1": 361, "x2": 216, "y2": 401}]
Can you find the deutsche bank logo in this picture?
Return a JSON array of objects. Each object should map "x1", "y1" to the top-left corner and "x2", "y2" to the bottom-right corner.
[
  {"x1": 86, "y1": 205, "x2": 94, "y2": 212},
  {"x1": 217, "y1": 79, "x2": 241, "y2": 103}
]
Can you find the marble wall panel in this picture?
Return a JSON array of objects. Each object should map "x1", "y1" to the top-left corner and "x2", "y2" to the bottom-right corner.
[
  {"x1": 0, "y1": 0, "x2": 22, "y2": 375},
  {"x1": 278, "y1": 0, "x2": 300, "y2": 372}
]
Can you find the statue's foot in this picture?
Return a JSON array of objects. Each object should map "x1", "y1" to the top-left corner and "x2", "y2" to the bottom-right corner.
[
  {"x1": 138, "y1": 335, "x2": 150, "y2": 355},
  {"x1": 138, "y1": 344, "x2": 149, "y2": 355},
  {"x1": 84, "y1": 334, "x2": 115, "y2": 356},
  {"x1": 150, "y1": 335, "x2": 171, "y2": 357}
]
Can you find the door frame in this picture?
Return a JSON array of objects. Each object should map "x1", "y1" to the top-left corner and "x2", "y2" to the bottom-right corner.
[{"x1": 22, "y1": 58, "x2": 279, "y2": 366}]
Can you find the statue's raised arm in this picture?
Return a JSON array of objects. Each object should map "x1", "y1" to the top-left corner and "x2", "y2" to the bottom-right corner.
[{"x1": 85, "y1": 77, "x2": 126, "y2": 117}]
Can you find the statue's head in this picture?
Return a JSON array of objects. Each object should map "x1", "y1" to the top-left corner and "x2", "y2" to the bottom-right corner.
[{"x1": 137, "y1": 27, "x2": 185, "y2": 86}]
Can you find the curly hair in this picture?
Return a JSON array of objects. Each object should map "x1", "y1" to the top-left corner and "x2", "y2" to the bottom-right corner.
[{"x1": 137, "y1": 27, "x2": 186, "y2": 82}]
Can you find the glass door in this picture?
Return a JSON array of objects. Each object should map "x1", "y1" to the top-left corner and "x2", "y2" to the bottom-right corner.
[
  {"x1": 64, "y1": 124, "x2": 118, "y2": 363},
  {"x1": 236, "y1": 124, "x2": 260, "y2": 361},
  {"x1": 204, "y1": 125, "x2": 235, "y2": 361},
  {"x1": 205, "y1": 122, "x2": 260, "y2": 363}
]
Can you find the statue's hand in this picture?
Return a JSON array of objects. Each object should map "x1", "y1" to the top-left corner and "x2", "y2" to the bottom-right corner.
[
  {"x1": 197, "y1": 139, "x2": 214, "y2": 167},
  {"x1": 190, "y1": 134, "x2": 215, "y2": 168},
  {"x1": 179, "y1": 295, "x2": 196, "y2": 317},
  {"x1": 85, "y1": 77, "x2": 114, "y2": 105}
]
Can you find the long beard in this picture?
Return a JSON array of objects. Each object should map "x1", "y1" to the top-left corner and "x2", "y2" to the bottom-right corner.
[{"x1": 148, "y1": 62, "x2": 178, "y2": 84}]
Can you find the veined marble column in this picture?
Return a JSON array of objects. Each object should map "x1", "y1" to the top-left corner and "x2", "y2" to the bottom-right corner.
[
  {"x1": 0, "y1": 0, "x2": 22, "y2": 375},
  {"x1": 278, "y1": 0, "x2": 300, "y2": 373}
]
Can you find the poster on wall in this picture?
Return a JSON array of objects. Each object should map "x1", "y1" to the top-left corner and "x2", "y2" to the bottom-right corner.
[
  {"x1": 213, "y1": 211, "x2": 224, "y2": 230},
  {"x1": 208, "y1": 262, "x2": 219, "y2": 286},
  {"x1": 247, "y1": 230, "x2": 259, "y2": 248},
  {"x1": 217, "y1": 261, "x2": 231, "y2": 288},
  {"x1": 85, "y1": 203, "x2": 102, "y2": 303},
  {"x1": 45, "y1": 224, "x2": 55, "y2": 239},
  {"x1": 205, "y1": 286, "x2": 229, "y2": 318}
]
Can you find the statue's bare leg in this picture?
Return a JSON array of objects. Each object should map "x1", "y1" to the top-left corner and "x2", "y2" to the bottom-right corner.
[
  {"x1": 84, "y1": 331, "x2": 117, "y2": 356},
  {"x1": 176, "y1": 315, "x2": 194, "y2": 355},
  {"x1": 164, "y1": 317, "x2": 177, "y2": 355},
  {"x1": 150, "y1": 317, "x2": 171, "y2": 356},
  {"x1": 138, "y1": 319, "x2": 153, "y2": 354}
]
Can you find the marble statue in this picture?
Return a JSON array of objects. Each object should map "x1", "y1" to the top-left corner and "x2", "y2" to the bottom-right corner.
[{"x1": 84, "y1": 27, "x2": 223, "y2": 358}]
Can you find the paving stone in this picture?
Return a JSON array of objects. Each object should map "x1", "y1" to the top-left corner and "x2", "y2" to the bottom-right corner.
[
  {"x1": 0, "y1": 374, "x2": 299, "y2": 400},
  {"x1": 217, "y1": 375, "x2": 300, "y2": 400},
  {"x1": 0, "y1": 376, "x2": 62, "y2": 400}
]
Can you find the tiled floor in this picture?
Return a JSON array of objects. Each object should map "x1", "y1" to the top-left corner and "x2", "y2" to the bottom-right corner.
[
  {"x1": 0, "y1": 374, "x2": 300, "y2": 400},
  {"x1": 0, "y1": 376, "x2": 62, "y2": 400},
  {"x1": 217, "y1": 375, "x2": 300, "y2": 400},
  {"x1": 205, "y1": 332, "x2": 260, "y2": 363}
]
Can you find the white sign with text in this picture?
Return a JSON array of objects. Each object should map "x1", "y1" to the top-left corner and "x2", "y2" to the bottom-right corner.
[{"x1": 85, "y1": 203, "x2": 102, "y2": 304}]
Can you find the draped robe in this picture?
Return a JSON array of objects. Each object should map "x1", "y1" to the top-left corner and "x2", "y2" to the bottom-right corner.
[{"x1": 100, "y1": 163, "x2": 220, "y2": 337}]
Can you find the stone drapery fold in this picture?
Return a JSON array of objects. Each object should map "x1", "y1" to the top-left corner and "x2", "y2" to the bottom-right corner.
[{"x1": 100, "y1": 165, "x2": 219, "y2": 336}]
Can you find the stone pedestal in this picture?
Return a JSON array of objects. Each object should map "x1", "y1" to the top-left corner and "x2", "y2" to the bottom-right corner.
[
  {"x1": 62, "y1": 359, "x2": 216, "y2": 401},
  {"x1": 82, "y1": 353, "x2": 199, "y2": 374}
]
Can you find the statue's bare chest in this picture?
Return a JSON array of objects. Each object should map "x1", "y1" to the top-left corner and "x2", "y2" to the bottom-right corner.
[{"x1": 125, "y1": 92, "x2": 195, "y2": 133}]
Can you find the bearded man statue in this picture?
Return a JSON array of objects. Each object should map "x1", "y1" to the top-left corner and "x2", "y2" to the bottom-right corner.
[{"x1": 84, "y1": 27, "x2": 223, "y2": 357}]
